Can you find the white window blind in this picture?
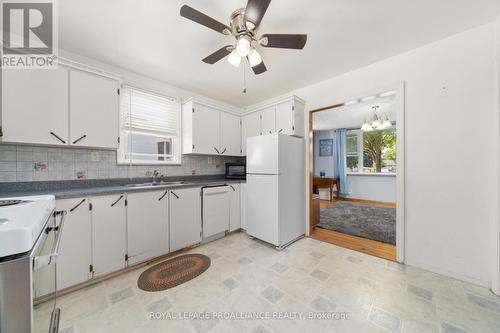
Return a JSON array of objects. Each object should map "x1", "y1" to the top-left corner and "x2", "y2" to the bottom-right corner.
[
  {"x1": 121, "y1": 88, "x2": 178, "y2": 135},
  {"x1": 118, "y1": 87, "x2": 181, "y2": 165}
]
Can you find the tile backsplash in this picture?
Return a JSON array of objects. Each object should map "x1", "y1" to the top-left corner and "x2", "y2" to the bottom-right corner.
[{"x1": 0, "y1": 144, "x2": 241, "y2": 182}]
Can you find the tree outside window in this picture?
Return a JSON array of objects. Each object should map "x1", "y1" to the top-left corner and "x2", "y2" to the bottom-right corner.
[{"x1": 345, "y1": 127, "x2": 396, "y2": 174}]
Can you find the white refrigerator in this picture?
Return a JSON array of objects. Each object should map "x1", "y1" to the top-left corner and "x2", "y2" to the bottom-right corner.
[{"x1": 246, "y1": 133, "x2": 305, "y2": 249}]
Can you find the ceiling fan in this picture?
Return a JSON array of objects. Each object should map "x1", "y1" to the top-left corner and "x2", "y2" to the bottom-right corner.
[{"x1": 180, "y1": 0, "x2": 307, "y2": 75}]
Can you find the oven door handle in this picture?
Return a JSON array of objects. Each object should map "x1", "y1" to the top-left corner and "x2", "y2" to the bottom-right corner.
[{"x1": 33, "y1": 210, "x2": 67, "y2": 270}]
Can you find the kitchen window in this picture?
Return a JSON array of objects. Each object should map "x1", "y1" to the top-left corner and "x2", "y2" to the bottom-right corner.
[{"x1": 118, "y1": 87, "x2": 181, "y2": 164}]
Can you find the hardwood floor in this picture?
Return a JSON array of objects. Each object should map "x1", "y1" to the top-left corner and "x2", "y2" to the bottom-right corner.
[
  {"x1": 310, "y1": 227, "x2": 397, "y2": 261},
  {"x1": 313, "y1": 197, "x2": 397, "y2": 262}
]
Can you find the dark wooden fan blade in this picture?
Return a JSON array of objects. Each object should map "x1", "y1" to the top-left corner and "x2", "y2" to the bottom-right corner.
[
  {"x1": 244, "y1": 0, "x2": 271, "y2": 29},
  {"x1": 250, "y1": 61, "x2": 267, "y2": 75},
  {"x1": 202, "y1": 46, "x2": 233, "y2": 64},
  {"x1": 180, "y1": 5, "x2": 231, "y2": 35},
  {"x1": 261, "y1": 34, "x2": 307, "y2": 49}
]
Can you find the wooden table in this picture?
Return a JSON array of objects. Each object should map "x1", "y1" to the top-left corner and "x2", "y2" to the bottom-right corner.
[{"x1": 313, "y1": 177, "x2": 340, "y2": 200}]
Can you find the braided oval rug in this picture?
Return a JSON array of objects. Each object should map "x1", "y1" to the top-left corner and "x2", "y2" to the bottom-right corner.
[{"x1": 137, "y1": 254, "x2": 211, "y2": 292}]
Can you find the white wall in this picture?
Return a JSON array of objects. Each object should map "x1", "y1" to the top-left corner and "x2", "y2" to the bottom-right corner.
[
  {"x1": 346, "y1": 174, "x2": 396, "y2": 203},
  {"x1": 250, "y1": 24, "x2": 497, "y2": 287},
  {"x1": 494, "y1": 14, "x2": 500, "y2": 295},
  {"x1": 313, "y1": 130, "x2": 336, "y2": 177}
]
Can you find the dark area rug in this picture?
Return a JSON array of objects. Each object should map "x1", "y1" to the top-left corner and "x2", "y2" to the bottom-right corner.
[
  {"x1": 318, "y1": 201, "x2": 396, "y2": 244},
  {"x1": 138, "y1": 254, "x2": 211, "y2": 292}
]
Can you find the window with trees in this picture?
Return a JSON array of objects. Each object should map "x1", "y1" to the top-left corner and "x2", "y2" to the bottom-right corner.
[{"x1": 346, "y1": 127, "x2": 396, "y2": 174}]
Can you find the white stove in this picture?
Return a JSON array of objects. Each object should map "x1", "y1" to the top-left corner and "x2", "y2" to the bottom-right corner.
[{"x1": 0, "y1": 195, "x2": 55, "y2": 258}]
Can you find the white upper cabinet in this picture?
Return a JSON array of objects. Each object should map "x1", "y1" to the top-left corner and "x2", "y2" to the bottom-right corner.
[
  {"x1": 182, "y1": 100, "x2": 241, "y2": 156},
  {"x1": 241, "y1": 112, "x2": 261, "y2": 156},
  {"x1": 70, "y1": 70, "x2": 119, "y2": 149},
  {"x1": 1, "y1": 67, "x2": 120, "y2": 149},
  {"x1": 276, "y1": 100, "x2": 294, "y2": 135},
  {"x1": 260, "y1": 106, "x2": 276, "y2": 135},
  {"x1": 126, "y1": 190, "x2": 169, "y2": 265},
  {"x1": 1, "y1": 68, "x2": 69, "y2": 145},
  {"x1": 240, "y1": 96, "x2": 305, "y2": 155},
  {"x1": 220, "y1": 112, "x2": 241, "y2": 156}
]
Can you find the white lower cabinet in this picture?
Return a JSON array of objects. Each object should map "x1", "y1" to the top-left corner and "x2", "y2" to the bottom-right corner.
[
  {"x1": 240, "y1": 183, "x2": 247, "y2": 230},
  {"x1": 91, "y1": 194, "x2": 127, "y2": 277},
  {"x1": 56, "y1": 198, "x2": 92, "y2": 290},
  {"x1": 202, "y1": 186, "x2": 230, "y2": 238},
  {"x1": 229, "y1": 184, "x2": 241, "y2": 232},
  {"x1": 126, "y1": 190, "x2": 169, "y2": 265},
  {"x1": 169, "y1": 187, "x2": 202, "y2": 252}
]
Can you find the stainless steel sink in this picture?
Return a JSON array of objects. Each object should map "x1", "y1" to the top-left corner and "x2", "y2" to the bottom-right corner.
[
  {"x1": 126, "y1": 181, "x2": 187, "y2": 188},
  {"x1": 161, "y1": 181, "x2": 187, "y2": 186},
  {"x1": 125, "y1": 183, "x2": 160, "y2": 188}
]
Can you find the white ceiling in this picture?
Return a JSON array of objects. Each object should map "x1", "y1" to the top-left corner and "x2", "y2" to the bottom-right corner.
[
  {"x1": 59, "y1": 0, "x2": 498, "y2": 108},
  {"x1": 313, "y1": 94, "x2": 397, "y2": 131}
]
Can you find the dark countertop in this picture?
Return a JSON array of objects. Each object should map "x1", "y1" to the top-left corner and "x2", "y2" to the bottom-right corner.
[{"x1": 0, "y1": 175, "x2": 245, "y2": 199}]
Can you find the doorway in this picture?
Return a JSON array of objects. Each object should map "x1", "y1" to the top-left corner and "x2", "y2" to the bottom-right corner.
[{"x1": 308, "y1": 85, "x2": 405, "y2": 262}]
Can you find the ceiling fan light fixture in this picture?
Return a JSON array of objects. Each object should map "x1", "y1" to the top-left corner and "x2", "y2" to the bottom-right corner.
[
  {"x1": 248, "y1": 48, "x2": 262, "y2": 67},
  {"x1": 245, "y1": 21, "x2": 256, "y2": 30},
  {"x1": 236, "y1": 36, "x2": 251, "y2": 57},
  {"x1": 227, "y1": 50, "x2": 241, "y2": 67}
]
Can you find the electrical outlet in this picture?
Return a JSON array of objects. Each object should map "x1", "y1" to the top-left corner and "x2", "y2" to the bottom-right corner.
[
  {"x1": 207, "y1": 157, "x2": 213, "y2": 165},
  {"x1": 90, "y1": 152, "x2": 100, "y2": 162}
]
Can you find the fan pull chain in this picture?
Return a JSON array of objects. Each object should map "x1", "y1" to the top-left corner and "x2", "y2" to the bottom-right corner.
[{"x1": 243, "y1": 61, "x2": 247, "y2": 94}]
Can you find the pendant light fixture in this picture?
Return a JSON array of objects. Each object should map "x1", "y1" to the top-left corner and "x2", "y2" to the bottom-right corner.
[{"x1": 361, "y1": 106, "x2": 392, "y2": 131}]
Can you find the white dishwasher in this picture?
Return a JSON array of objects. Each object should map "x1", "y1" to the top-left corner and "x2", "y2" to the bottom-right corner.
[{"x1": 202, "y1": 185, "x2": 230, "y2": 240}]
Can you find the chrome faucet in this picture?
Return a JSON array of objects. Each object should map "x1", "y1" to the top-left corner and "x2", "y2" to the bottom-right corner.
[{"x1": 152, "y1": 170, "x2": 162, "y2": 184}]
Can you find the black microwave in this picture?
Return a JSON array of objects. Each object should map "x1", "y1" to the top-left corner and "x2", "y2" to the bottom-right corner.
[{"x1": 225, "y1": 163, "x2": 246, "y2": 179}]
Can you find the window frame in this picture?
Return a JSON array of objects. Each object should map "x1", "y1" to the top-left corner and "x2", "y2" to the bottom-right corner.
[
  {"x1": 117, "y1": 86, "x2": 182, "y2": 165},
  {"x1": 345, "y1": 127, "x2": 397, "y2": 175}
]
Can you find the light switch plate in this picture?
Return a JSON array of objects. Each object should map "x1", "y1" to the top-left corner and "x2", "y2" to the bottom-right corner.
[{"x1": 90, "y1": 152, "x2": 100, "y2": 162}]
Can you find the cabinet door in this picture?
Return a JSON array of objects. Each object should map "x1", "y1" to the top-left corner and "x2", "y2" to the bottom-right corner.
[
  {"x1": 240, "y1": 183, "x2": 247, "y2": 230},
  {"x1": 169, "y1": 187, "x2": 202, "y2": 252},
  {"x1": 192, "y1": 104, "x2": 220, "y2": 155},
  {"x1": 202, "y1": 186, "x2": 230, "y2": 238},
  {"x1": 275, "y1": 101, "x2": 294, "y2": 135},
  {"x1": 127, "y1": 190, "x2": 169, "y2": 265},
  {"x1": 260, "y1": 106, "x2": 276, "y2": 135},
  {"x1": 70, "y1": 70, "x2": 119, "y2": 149},
  {"x1": 229, "y1": 184, "x2": 241, "y2": 232},
  {"x1": 1, "y1": 69, "x2": 69, "y2": 145},
  {"x1": 56, "y1": 198, "x2": 92, "y2": 290},
  {"x1": 241, "y1": 112, "x2": 261, "y2": 156},
  {"x1": 220, "y1": 112, "x2": 241, "y2": 156},
  {"x1": 91, "y1": 194, "x2": 126, "y2": 276}
]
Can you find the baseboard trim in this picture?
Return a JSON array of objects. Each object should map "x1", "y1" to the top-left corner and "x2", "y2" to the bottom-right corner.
[
  {"x1": 405, "y1": 259, "x2": 490, "y2": 289},
  {"x1": 339, "y1": 197, "x2": 396, "y2": 207}
]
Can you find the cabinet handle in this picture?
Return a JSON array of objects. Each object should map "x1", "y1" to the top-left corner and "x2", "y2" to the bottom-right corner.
[
  {"x1": 221, "y1": 148, "x2": 227, "y2": 155},
  {"x1": 278, "y1": 129, "x2": 283, "y2": 133},
  {"x1": 171, "y1": 191, "x2": 180, "y2": 199},
  {"x1": 50, "y1": 132, "x2": 66, "y2": 144},
  {"x1": 111, "y1": 195, "x2": 124, "y2": 207},
  {"x1": 72, "y1": 134, "x2": 87, "y2": 144},
  {"x1": 158, "y1": 190, "x2": 168, "y2": 201},
  {"x1": 230, "y1": 185, "x2": 235, "y2": 191},
  {"x1": 69, "y1": 199, "x2": 86, "y2": 212},
  {"x1": 214, "y1": 147, "x2": 220, "y2": 154}
]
